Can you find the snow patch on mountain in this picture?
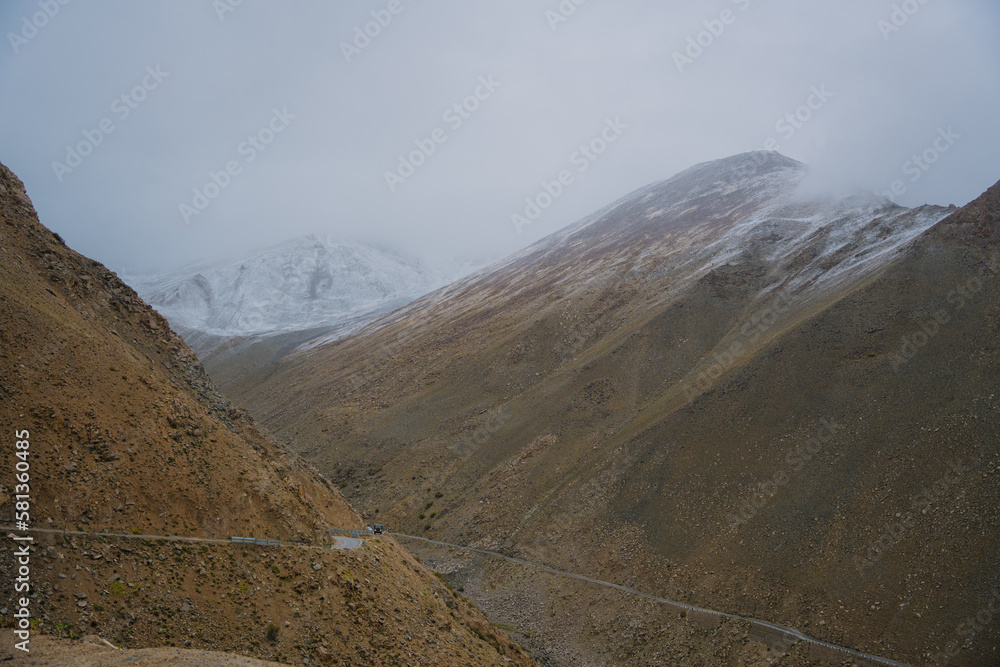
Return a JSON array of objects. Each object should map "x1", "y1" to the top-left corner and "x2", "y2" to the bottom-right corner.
[
  {"x1": 127, "y1": 236, "x2": 482, "y2": 338},
  {"x1": 317, "y1": 152, "x2": 954, "y2": 351}
]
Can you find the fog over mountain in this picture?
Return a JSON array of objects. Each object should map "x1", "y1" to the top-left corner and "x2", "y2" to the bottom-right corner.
[
  {"x1": 0, "y1": 1, "x2": 997, "y2": 275},
  {"x1": 214, "y1": 150, "x2": 1000, "y2": 667},
  {"x1": 129, "y1": 235, "x2": 485, "y2": 338},
  {"x1": 3, "y1": 2, "x2": 1000, "y2": 665}
]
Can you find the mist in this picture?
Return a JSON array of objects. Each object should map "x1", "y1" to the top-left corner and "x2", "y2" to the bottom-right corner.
[{"x1": 1, "y1": 0, "x2": 997, "y2": 275}]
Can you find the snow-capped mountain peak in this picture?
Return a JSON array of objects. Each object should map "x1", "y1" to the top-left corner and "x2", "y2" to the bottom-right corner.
[{"x1": 128, "y1": 236, "x2": 461, "y2": 339}]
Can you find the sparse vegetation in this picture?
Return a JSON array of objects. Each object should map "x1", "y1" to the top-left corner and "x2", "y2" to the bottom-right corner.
[{"x1": 55, "y1": 622, "x2": 76, "y2": 639}]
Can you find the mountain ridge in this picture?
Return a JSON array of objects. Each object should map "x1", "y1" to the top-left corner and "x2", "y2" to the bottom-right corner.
[
  {"x1": 285, "y1": 151, "x2": 951, "y2": 363},
  {"x1": 128, "y1": 234, "x2": 488, "y2": 362},
  {"x1": 0, "y1": 160, "x2": 536, "y2": 666},
  {"x1": 215, "y1": 152, "x2": 1000, "y2": 666}
]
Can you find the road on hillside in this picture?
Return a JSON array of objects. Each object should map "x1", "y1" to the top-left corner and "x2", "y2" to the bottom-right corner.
[
  {"x1": 2, "y1": 527, "x2": 362, "y2": 550},
  {"x1": 4, "y1": 526, "x2": 911, "y2": 664},
  {"x1": 332, "y1": 536, "x2": 363, "y2": 549},
  {"x1": 392, "y1": 533, "x2": 913, "y2": 667}
]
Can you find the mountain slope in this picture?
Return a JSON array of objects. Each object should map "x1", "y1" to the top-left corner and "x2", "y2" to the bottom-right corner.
[
  {"x1": 0, "y1": 161, "x2": 534, "y2": 666},
  {"x1": 217, "y1": 152, "x2": 999, "y2": 665},
  {"x1": 127, "y1": 235, "x2": 483, "y2": 365},
  {"x1": 131, "y1": 236, "x2": 434, "y2": 337}
]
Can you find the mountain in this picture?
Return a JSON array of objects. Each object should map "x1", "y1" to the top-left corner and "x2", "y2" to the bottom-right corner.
[
  {"x1": 127, "y1": 236, "x2": 481, "y2": 359},
  {"x1": 216, "y1": 152, "x2": 1000, "y2": 665},
  {"x1": 0, "y1": 161, "x2": 534, "y2": 666}
]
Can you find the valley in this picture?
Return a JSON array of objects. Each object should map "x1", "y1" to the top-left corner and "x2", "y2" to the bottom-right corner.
[
  {"x1": 0, "y1": 161, "x2": 534, "y2": 666},
  {"x1": 214, "y1": 152, "x2": 1000, "y2": 666}
]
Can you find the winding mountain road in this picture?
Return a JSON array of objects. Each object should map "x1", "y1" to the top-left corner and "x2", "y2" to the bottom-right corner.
[
  {"x1": 392, "y1": 533, "x2": 913, "y2": 667},
  {"x1": 3, "y1": 526, "x2": 362, "y2": 550},
  {"x1": 4, "y1": 525, "x2": 913, "y2": 664}
]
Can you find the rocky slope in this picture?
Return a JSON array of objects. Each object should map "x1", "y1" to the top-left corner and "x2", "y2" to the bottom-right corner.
[
  {"x1": 0, "y1": 161, "x2": 534, "y2": 666},
  {"x1": 218, "y1": 152, "x2": 1000, "y2": 665}
]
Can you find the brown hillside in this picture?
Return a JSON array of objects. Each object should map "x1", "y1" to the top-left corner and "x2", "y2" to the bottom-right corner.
[
  {"x1": 0, "y1": 161, "x2": 534, "y2": 666},
  {"x1": 218, "y1": 156, "x2": 1000, "y2": 666}
]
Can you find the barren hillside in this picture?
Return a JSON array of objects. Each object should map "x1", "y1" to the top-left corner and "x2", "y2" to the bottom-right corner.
[
  {"x1": 0, "y1": 161, "x2": 534, "y2": 666},
  {"x1": 219, "y1": 153, "x2": 1000, "y2": 665}
]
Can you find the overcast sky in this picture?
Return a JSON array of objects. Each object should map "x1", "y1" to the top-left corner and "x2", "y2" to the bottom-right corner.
[{"x1": 1, "y1": 0, "x2": 998, "y2": 276}]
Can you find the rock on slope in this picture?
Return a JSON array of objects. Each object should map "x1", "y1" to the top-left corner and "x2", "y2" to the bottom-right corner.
[
  {"x1": 0, "y1": 161, "x2": 534, "y2": 666},
  {"x1": 219, "y1": 152, "x2": 1000, "y2": 665}
]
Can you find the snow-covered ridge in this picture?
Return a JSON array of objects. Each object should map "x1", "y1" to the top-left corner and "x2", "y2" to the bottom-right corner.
[
  {"x1": 310, "y1": 151, "x2": 954, "y2": 349},
  {"x1": 127, "y1": 236, "x2": 479, "y2": 338}
]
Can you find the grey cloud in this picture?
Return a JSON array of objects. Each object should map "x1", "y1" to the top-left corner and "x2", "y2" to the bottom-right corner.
[{"x1": 0, "y1": 0, "x2": 997, "y2": 274}]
